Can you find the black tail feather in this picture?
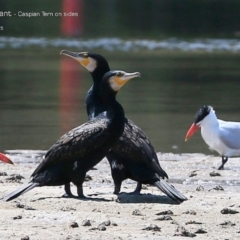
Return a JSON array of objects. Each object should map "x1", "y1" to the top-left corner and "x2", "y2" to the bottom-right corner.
[
  {"x1": 2, "y1": 182, "x2": 39, "y2": 202},
  {"x1": 154, "y1": 180, "x2": 187, "y2": 204}
]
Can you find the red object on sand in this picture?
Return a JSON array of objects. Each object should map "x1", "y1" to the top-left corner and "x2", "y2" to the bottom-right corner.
[{"x1": 0, "y1": 152, "x2": 14, "y2": 164}]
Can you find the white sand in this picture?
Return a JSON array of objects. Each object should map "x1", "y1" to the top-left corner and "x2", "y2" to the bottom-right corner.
[{"x1": 0, "y1": 152, "x2": 240, "y2": 240}]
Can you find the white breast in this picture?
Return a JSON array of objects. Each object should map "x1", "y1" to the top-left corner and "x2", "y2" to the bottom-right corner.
[{"x1": 201, "y1": 118, "x2": 240, "y2": 157}]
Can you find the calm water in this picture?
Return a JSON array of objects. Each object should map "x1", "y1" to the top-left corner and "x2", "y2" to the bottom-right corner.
[{"x1": 1, "y1": 37, "x2": 240, "y2": 156}]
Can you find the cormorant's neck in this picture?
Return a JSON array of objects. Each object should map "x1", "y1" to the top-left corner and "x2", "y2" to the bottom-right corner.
[
  {"x1": 90, "y1": 68, "x2": 108, "y2": 98},
  {"x1": 86, "y1": 85, "x2": 106, "y2": 120},
  {"x1": 108, "y1": 102, "x2": 125, "y2": 140},
  {"x1": 85, "y1": 68, "x2": 110, "y2": 119},
  {"x1": 91, "y1": 65, "x2": 110, "y2": 86},
  {"x1": 106, "y1": 99, "x2": 125, "y2": 120},
  {"x1": 102, "y1": 93, "x2": 125, "y2": 132}
]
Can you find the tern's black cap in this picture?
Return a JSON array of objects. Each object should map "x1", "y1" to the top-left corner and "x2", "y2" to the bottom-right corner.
[{"x1": 194, "y1": 105, "x2": 212, "y2": 124}]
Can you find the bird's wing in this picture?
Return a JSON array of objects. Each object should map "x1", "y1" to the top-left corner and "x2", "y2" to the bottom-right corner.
[
  {"x1": 139, "y1": 138, "x2": 168, "y2": 179},
  {"x1": 32, "y1": 118, "x2": 110, "y2": 176},
  {"x1": 112, "y1": 118, "x2": 168, "y2": 179},
  {"x1": 219, "y1": 120, "x2": 240, "y2": 149}
]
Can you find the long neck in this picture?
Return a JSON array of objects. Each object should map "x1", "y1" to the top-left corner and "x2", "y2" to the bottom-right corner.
[
  {"x1": 106, "y1": 100, "x2": 125, "y2": 139},
  {"x1": 102, "y1": 93, "x2": 125, "y2": 139},
  {"x1": 86, "y1": 67, "x2": 110, "y2": 119},
  {"x1": 201, "y1": 110, "x2": 219, "y2": 129},
  {"x1": 86, "y1": 85, "x2": 106, "y2": 119},
  {"x1": 92, "y1": 65, "x2": 109, "y2": 84},
  {"x1": 201, "y1": 111, "x2": 220, "y2": 146}
]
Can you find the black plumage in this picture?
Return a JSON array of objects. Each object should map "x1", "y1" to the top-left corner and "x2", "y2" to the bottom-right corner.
[
  {"x1": 194, "y1": 105, "x2": 211, "y2": 124},
  {"x1": 3, "y1": 70, "x2": 140, "y2": 201},
  {"x1": 60, "y1": 50, "x2": 187, "y2": 203}
]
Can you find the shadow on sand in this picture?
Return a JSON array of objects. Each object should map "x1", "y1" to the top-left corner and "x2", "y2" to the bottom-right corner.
[
  {"x1": 30, "y1": 195, "x2": 112, "y2": 202},
  {"x1": 116, "y1": 192, "x2": 179, "y2": 204},
  {"x1": 29, "y1": 192, "x2": 180, "y2": 204}
]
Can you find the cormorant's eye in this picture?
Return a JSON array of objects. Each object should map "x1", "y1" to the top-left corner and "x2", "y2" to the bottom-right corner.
[
  {"x1": 116, "y1": 72, "x2": 123, "y2": 77},
  {"x1": 81, "y1": 52, "x2": 88, "y2": 58}
]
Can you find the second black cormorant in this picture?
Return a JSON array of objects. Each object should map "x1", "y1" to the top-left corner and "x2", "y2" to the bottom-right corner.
[
  {"x1": 2, "y1": 70, "x2": 140, "y2": 201},
  {"x1": 60, "y1": 50, "x2": 187, "y2": 203}
]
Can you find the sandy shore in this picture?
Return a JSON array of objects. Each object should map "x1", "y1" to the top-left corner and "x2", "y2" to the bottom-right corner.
[{"x1": 0, "y1": 151, "x2": 240, "y2": 240}]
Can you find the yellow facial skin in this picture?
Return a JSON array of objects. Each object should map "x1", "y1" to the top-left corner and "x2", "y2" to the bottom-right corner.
[
  {"x1": 114, "y1": 76, "x2": 128, "y2": 86},
  {"x1": 110, "y1": 71, "x2": 141, "y2": 91},
  {"x1": 78, "y1": 58, "x2": 90, "y2": 67},
  {"x1": 60, "y1": 51, "x2": 141, "y2": 88},
  {"x1": 60, "y1": 50, "x2": 97, "y2": 73}
]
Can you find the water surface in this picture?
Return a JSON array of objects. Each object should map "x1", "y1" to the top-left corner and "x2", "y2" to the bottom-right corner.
[{"x1": 1, "y1": 37, "x2": 240, "y2": 156}]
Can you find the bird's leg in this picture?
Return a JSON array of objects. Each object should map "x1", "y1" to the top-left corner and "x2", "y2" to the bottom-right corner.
[
  {"x1": 127, "y1": 182, "x2": 142, "y2": 195},
  {"x1": 130, "y1": 182, "x2": 142, "y2": 195},
  {"x1": 72, "y1": 170, "x2": 87, "y2": 198},
  {"x1": 62, "y1": 183, "x2": 75, "y2": 197},
  {"x1": 113, "y1": 182, "x2": 121, "y2": 195},
  {"x1": 77, "y1": 184, "x2": 86, "y2": 198},
  {"x1": 218, "y1": 156, "x2": 228, "y2": 170}
]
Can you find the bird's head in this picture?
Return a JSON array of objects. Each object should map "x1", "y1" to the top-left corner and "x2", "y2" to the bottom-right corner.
[
  {"x1": 102, "y1": 70, "x2": 141, "y2": 93},
  {"x1": 60, "y1": 50, "x2": 110, "y2": 74},
  {"x1": 185, "y1": 105, "x2": 213, "y2": 141}
]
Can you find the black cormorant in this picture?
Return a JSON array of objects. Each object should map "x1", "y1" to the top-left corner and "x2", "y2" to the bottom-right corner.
[
  {"x1": 2, "y1": 70, "x2": 140, "y2": 201},
  {"x1": 60, "y1": 50, "x2": 187, "y2": 203}
]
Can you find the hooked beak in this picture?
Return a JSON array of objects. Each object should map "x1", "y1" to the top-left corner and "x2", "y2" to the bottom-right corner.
[
  {"x1": 60, "y1": 50, "x2": 90, "y2": 67},
  {"x1": 110, "y1": 71, "x2": 141, "y2": 92},
  {"x1": 119, "y1": 72, "x2": 141, "y2": 84},
  {"x1": 185, "y1": 123, "x2": 200, "y2": 141},
  {"x1": 0, "y1": 152, "x2": 14, "y2": 165},
  {"x1": 60, "y1": 50, "x2": 79, "y2": 58}
]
